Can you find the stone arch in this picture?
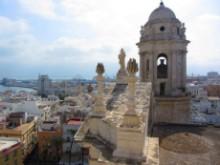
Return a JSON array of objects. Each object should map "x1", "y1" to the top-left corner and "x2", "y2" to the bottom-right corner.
[{"x1": 157, "y1": 53, "x2": 168, "y2": 79}]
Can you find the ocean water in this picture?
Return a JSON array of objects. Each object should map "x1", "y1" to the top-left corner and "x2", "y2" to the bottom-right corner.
[{"x1": 0, "y1": 85, "x2": 36, "y2": 93}]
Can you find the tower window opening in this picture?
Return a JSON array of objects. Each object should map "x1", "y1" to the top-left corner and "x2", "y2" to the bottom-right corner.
[
  {"x1": 160, "y1": 83, "x2": 166, "y2": 96},
  {"x1": 177, "y1": 27, "x2": 180, "y2": 35},
  {"x1": 157, "y1": 54, "x2": 168, "y2": 79},
  {"x1": 146, "y1": 59, "x2": 150, "y2": 79},
  {"x1": 160, "y1": 26, "x2": 165, "y2": 32},
  {"x1": 146, "y1": 59, "x2": 150, "y2": 71}
]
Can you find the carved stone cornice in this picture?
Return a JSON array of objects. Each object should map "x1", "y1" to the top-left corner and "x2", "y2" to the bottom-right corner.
[
  {"x1": 139, "y1": 51, "x2": 152, "y2": 56},
  {"x1": 172, "y1": 50, "x2": 187, "y2": 55}
]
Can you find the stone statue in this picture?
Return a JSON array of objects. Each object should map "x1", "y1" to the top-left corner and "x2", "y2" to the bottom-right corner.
[
  {"x1": 119, "y1": 48, "x2": 126, "y2": 70},
  {"x1": 116, "y1": 49, "x2": 128, "y2": 84},
  {"x1": 96, "y1": 63, "x2": 105, "y2": 75},
  {"x1": 127, "y1": 58, "x2": 138, "y2": 75}
]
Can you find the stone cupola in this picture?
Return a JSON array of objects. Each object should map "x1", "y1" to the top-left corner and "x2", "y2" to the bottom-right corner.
[{"x1": 138, "y1": 1, "x2": 189, "y2": 97}]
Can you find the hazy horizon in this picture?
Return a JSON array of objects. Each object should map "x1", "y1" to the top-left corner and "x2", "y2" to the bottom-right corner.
[{"x1": 0, "y1": 0, "x2": 220, "y2": 79}]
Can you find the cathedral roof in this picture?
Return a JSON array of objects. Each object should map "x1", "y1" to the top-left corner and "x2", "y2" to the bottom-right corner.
[{"x1": 149, "y1": 2, "x2": 176, "y2": 21}]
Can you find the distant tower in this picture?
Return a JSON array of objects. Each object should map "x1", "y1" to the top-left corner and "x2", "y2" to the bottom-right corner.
[
  {"x1": 137, "y1": 2, "x2": 191, "y2": 124},
  {"x1": 38, "y1": 75, "x2": 50, "y2": 97}
]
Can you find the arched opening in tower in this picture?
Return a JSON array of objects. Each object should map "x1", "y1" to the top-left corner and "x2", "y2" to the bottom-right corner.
[
  {"x1": 157, "y1": 54, "x2": 168, "y2": 79},
  {"x1": 146, "y1": 59, "x2": 150, "y2": 79},
  {"x1": 160, "y1": 82, "x2": 166, "y2": 96}
]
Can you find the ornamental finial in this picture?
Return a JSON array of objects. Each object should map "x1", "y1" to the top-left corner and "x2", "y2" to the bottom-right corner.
[
  {"x1": 96, "y1": 63, "x2": 105, "y2": 75},
  {"x1": 127, "y1": 58, "x2": 138, "y2": 75},
  {"x1": 160, "y1": 0, "x2": 164, "y2": 6}
]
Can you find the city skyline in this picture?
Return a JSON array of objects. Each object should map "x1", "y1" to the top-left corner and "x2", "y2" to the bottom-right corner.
[
  {"x1": 0, "y1": 0, "x2": 220, "y2": 79},
  {"x1": 0, "y1": 2, "x2": 220, "y2": 164}
]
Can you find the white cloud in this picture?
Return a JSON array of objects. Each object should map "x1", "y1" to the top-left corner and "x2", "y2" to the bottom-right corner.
[
  {"x1": 187, "y1": 13, "x2": 220, "y2": 70},
  {"x1": 59, "y1": 0, "x2": 220, "y2": 75},
  {"x1": 0, "y1": 16, "x2": 29, "y2": 34},
  {"x1": 18, "y1": 0, "x2": 58, "y2": 19},
  {"x1": 57, "y1": 0, "x2": 156, "y2": 62},
  {"x1": 1, "y1": 0, "x2": 220, "y2": 77}
]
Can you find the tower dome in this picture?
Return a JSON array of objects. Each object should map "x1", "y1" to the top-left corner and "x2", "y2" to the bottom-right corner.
[
  {"x1": 139, "y1": 2, "x2": 186, "y2": 42},
  {"x1": 149, "y1": 2, "x2": 176, "y2": 21},
  {"x1": 137, "y1": 1, "x2": 191, "y2": 125}
]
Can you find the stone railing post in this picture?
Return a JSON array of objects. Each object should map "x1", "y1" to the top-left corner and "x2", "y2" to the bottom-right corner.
[
  {"x1": 93, "y1": 63, "x2": 106, "y2": 116},
  {"x1": 127, "y1": 58, "x2": 138, "y2": 114},
  {"x1": 122, "y1": 58, "x2": 140, "y2": 127}
]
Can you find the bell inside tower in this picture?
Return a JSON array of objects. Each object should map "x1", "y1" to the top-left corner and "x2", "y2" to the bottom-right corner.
[{"x1": 157, "y1": 54, "x2": 168, "y2": 79}]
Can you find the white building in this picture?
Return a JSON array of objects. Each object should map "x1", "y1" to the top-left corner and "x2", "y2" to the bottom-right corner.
[
  {"x1": 187, "y1": 83, "x2": 207, "y2": 99},
  {"x1": 60, "y1": 118, "x2": 82, "y2": 165},
  {"x1": 0, "y1": 137, "x2": 23, "y2": 165},
  {"x1": 192, "y1": 97, "x2": 220, "y2": 125},
  {"x1": 13, "y1": 101, "x2": 41, "y2": 117}
]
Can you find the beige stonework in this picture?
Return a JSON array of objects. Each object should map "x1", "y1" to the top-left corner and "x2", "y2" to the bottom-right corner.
[
  {"x1": 92, "y1": 63, "x2": 106, "y2": 117},
  {"x1": 113, "y1": 59, "x2": 146, "y2": 161},
  {"x1": 75, "y1": 80, "x2": 152, "y2": 164},
  {"x1": 122, "y1": 58, "x2": 140, "y2": 127},
  {"x1": 74, "y1": 2, "x2": 195, "y2": 165},
  {"x1": 137, "y1": 2, "x2": 191, "y2": 124},
  {"x1": 154, "y1": 96, "x2": 191, "y2": 124}
]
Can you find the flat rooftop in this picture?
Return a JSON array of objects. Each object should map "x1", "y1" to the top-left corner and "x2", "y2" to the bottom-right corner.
[
  {"x1": 15, "y1": 122, "x2": 33, "y2": 131},
  {"x1": 152, "y1": 125, "x2": 220, "y2": 165},
  {"x1": 0, "y1": 137, "x2": 20, "y2": 151},
  {"x1": 66, "y1": 118, "x2": 81, "y2": 125}
]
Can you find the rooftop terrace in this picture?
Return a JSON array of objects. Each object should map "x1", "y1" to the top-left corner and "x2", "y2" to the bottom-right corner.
[{"x1": 0, "y1": 137, "x2": 20, "y2": 151}]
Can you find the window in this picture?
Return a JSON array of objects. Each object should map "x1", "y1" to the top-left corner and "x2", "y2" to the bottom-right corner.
[
  {"x1": 4, "y1": 155, "x2": 9, "y2": 162},
  {"x1": 160, "y1": 83, "x2": 166, "y2": 96},
  {"x1": 177, "y1": 27, "x2": 180, "y2": 35},
  {"x1": 157, "y1": 54, "x2": 168, "y2": 79},
  {"x1": 66, "y1": 147, "x2": 71, "y2": 153},
  {"x1": 66, "y1": 137, "x2": 71, "y2": 142},
  {"x1": 146, "y1": 59, "x2": 150, "y2": 79},
  {"x1": 160, "y1": 26, "x2": 165, "y2": 32}
]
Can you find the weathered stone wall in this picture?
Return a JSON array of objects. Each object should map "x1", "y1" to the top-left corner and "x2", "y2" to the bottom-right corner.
[
  {"x1": 153, "y1": 96, "x2": 191, "y2": 124},
  {"x1": 113, "y1": 126, "x2": 146, "y2": 161},
  {"x1": 88, "y1": 118, "x2": 117, "y2": 147}
]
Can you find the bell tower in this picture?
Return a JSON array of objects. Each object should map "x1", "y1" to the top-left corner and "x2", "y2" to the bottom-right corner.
[{"x1": 137, "y1": 2, "x2": 191, "y2": 124}]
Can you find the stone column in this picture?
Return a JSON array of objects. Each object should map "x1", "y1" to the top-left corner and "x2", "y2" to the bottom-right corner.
[
  {"x1": 139, "y1": 52, "x2": 145, "y2": 82},
  {"x1": 172, "y1": 51, "x2": 177, "y2": 94},
  {"x1": 153, "y1": 52, "x2": 158, "y2": 95},
  {"x1": 183, "y1": 51, "x2": 187, "y2": 87},
  {"x1": 122, "y1": 58, "x2": 140, "y2": 127},
  {"x1": 93, "y1": 63, "x2": 106, "y2": 116}
]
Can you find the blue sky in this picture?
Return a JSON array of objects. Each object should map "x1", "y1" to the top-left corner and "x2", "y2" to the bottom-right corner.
[{"x1": 0, "y1": 0, "x2": 220, "y2": 79}]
